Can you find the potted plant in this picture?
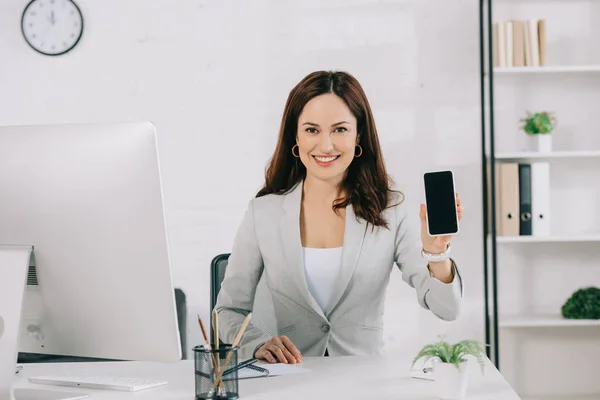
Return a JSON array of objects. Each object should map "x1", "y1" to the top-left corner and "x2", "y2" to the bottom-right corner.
[
  {"x1": 412, "y1": 337, "x2": 487, "y2": 399},
  {"x1": 519, "y1": 111, "x2": 557, "y2": 152}
]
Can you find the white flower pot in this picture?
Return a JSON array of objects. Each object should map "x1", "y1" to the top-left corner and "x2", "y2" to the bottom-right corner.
[
  {"x1": 434, "y1": 361, "x2": 469, "y2": 399},
  {"x1": 534, "y1": 134, "x2": 552, "y2": 152}
]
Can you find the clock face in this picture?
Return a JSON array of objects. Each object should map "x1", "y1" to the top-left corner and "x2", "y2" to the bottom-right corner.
[{"x1": 21, "y1": 0, "x2": 83, "y2": 56}]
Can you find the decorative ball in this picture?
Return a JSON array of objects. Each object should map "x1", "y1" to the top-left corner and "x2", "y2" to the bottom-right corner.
[{"x1": 561, "y1": 287, "x2": 600, "y2": 319}]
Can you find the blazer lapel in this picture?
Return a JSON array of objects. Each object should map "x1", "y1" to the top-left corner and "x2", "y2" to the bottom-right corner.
[
  {"x1": 279, "y1": 181, "x2": 325, "y2": 319},
  {"x1": 327, "y1": 203, "x2": 367, "y2": 316}
]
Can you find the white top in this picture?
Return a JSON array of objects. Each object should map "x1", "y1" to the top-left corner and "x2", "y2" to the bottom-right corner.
[
  {"x1": 13, "y1": 354, "x2": 520, "y2": 400},
  {"x1": 302, "y1": 247, "x2": 343, "y2": 314}
]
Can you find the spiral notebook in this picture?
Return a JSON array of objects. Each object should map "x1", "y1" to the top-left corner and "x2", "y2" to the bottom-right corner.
[{"x1": 236, "y1": 363, "x2": 311, "y2": 379}]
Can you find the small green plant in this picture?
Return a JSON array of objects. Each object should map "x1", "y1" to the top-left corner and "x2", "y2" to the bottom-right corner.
[
  {"x1": 412, "y1": 336, "x2": 488, "y2": 373},
  {"x1": 520, "y1": 111, "x2": 556, "y2": 135},
  {"x1": 561, "y1": 286, "x2": 600, "y2": 319}
]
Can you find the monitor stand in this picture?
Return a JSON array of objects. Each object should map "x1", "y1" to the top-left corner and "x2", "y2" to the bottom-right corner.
[{"x1": 0, "y1": 246, "x2": 88, "y2": 400}]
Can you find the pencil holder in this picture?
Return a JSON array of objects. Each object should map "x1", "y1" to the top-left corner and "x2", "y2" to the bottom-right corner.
[{"x1": 193, "y1": 344, "x2": 239, "y2": 400}]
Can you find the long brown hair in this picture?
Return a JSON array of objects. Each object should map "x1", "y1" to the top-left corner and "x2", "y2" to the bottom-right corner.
[{"x1": 256, "y1": 70, "x2": 402, "y2": 228}]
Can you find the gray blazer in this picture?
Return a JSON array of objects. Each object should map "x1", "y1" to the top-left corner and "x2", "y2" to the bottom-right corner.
[{"x1": 215, "y1": 181, "x2": 464, "y2": 360}]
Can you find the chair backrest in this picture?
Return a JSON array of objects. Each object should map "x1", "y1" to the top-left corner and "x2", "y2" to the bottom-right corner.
[
  {"x1": 174, "y1": 288, "x2": 187, "y2": 359},
  {"x1": 210, "y1": 253, "x2": 278, "y2": 344}
]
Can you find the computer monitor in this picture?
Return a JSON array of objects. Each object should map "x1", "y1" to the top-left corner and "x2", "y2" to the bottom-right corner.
[{"x1": 0, "y1": 121, "x2": 181, "y2": 363}]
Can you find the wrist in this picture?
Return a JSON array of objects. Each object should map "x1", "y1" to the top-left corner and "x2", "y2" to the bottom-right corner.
[
  {"x1": 423, "y1": 245, "x2": 447, "y2": 254},
  {"x1": 428, "y1": 259, "x2": 454, "y2": 282},
  {"x1": 422, "y1": 241, "x2": 449, "y2": 253},
  {"x1": 421, "y1": 243, "x2": 451, "y2": 262}
]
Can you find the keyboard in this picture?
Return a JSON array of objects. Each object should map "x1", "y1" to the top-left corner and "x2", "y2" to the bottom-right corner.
[{"x1": 28, "y1": 375, "x2": 168, "y2": 392}]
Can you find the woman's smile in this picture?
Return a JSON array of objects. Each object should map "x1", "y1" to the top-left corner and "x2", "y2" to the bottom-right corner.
[{"x1": 312, "y1": 155, "x2": 341, "y2": 166}]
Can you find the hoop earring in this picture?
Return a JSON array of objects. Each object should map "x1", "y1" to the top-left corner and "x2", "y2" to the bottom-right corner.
[
  {"x1": 355, "y1": 145, "x2": 363, "y2": 157},
  {"x1": 292, "y1": 144, "x2": 300, "y2": 158}
]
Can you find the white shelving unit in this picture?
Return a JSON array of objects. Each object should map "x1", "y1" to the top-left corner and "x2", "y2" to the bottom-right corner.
[
  {"x1": 481, "y1": 1, "x2": 600, "y2": 399},
  {"x1": 494, "y1": 65, "x2": 600, "y2": 74},
  {"x1": 496, "y1": 235, "x2": 600, "y2": 243},
  {"x1": 522, "y1": 396, "x2": 600, "y2": 400},
  {"x1": 500, "y1": 314, "x2": 600, "y2": 328},
  {"x1": 494, "y1": 151, "x2": 600, "y2": 162}
]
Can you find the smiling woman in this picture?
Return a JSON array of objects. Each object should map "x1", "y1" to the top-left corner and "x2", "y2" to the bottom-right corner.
[
  {"x1": 257, "y1": 71, "x2": 393, "y2": 228},
  {"x1": 214, "y1": 70, "x2": 465, "y2": 364}
]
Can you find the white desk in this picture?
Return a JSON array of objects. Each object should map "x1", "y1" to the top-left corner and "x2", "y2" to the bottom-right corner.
[{"x1": 14, "y1": 354, "x2": 521, "y2": 399}]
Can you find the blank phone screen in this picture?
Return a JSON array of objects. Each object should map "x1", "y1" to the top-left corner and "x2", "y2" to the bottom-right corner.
[{"x1": 424, "y1": 171, "x2": 458, "y2": 235}]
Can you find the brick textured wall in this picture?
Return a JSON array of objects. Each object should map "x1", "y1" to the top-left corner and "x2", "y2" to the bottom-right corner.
[{"x1": 0, "y1": 0, "x2": 484, "y2": 360}]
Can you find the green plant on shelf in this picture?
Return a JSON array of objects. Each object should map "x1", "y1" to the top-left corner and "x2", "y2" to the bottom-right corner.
[
  {"x1": 561, "y1": 286, "x2": 600, "y2": 319},
  {"x1": 520, "y1": 111, "x2": 557, "y2": 135},
  {"x1": 412, "y1": 336, "x2": 488, "y2": 373}
]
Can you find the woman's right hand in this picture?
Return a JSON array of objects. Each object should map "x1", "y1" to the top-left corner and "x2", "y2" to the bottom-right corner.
[{"x1": 255, "y1": 336, "x2": 302, "y2": 364}]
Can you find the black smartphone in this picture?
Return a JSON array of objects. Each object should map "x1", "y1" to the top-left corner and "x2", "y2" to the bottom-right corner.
[{"x1": 423, "y1": 170, "x2": 459, "y2": 236}]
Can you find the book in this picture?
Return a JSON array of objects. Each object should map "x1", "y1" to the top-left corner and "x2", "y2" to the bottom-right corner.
[
  {"x1": 538, "y1": 19, "x2": 547, "y2": 66},
  {"x1": 492, "y1": 23, "x2": 499, "y2": 67},
  {"x1": 505, "y1": 21, "x2": 513, "y2": 67},
  {"x1": 493, "y1": 18, "x2": 546, "y2": 68},
  {"x1": 498, "y1": 22, "x2": 506, "y2": 67},
  {"x1": 512, "y1": 20, "x2": 525, "y2": 67},
  {"x1": 497, "y1": 163, "x2": 520, "y2": 236},
  {"x1": 518, "y1": 164, "x2": 533, "y2": 236},
  {"x1": 527, "y1": 19, "x2": 540, "y2": 66},
  {"x1": 531, "y1": 162, "x2": 551, "y2": 236}
]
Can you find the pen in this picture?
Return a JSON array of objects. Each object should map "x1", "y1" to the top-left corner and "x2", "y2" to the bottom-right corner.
[{"x1": 222, "y1": 358, "x2": 258, "y2": 376}]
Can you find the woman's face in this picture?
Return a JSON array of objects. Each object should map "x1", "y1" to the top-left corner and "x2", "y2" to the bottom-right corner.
[{"x1": 296, "y1": 93, "x2": 358, "y2": 184}]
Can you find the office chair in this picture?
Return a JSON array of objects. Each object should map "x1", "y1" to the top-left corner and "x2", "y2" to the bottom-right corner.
[
  {"x1": 174, "y1": 288, "x2": 187, "y2": 359},
  {"x1": 210, "y1": 253, "x2": 278, "y2": 345}
]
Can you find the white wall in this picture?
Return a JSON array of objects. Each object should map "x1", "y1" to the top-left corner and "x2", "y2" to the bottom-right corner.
[{"x1": 0, "y1": 0, "x2": 484, "y2": 362}]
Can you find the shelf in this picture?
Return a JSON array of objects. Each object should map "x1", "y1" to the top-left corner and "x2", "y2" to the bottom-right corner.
[
  {"x1": 492, "y1": 65, "x2": 600, "y2": 74},
  {"x1": 523, "y1": 396, "x2": 600, "y2": 400},
  {"x1": 500, "y1": 314, "x2": 600, "y2": 328},
  {"x1": 492, "y1": 151, "x2": 600, "y2": 162},
  {"x1": 496, "y1": 235, "x2": 600, "y2": 243}
]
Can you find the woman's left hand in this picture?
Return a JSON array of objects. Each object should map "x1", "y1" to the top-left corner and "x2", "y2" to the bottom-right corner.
[{"x1": 419, "y1": 193, "x2": 463, "y2": 254}]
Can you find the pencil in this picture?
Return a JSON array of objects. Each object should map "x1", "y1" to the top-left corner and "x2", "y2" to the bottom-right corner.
[
  {"x1": 197, "y1": 315, "x2": 223, "y2": 390},
  {"x1": 212, "y1": 309, "x2": 220, "y2": 373},
  {"x1": 197, "y1": 315, "x2": 210, "y2": 347},
  {"x1": 212, "y1": 312, "x2": 252, "y2": 389}
]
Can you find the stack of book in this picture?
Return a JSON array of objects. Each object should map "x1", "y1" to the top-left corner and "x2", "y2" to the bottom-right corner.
[
  {"x1": 492, "y1": 19, "x2": 547, "y2": 68},
  {"x1": 492, "y1": 162, "x2": 550, "y2": 236}
]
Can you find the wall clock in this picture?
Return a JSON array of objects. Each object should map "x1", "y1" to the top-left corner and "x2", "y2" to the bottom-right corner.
[{"x1": 21, "y1": 0, "x2": 83, "y2": 56}]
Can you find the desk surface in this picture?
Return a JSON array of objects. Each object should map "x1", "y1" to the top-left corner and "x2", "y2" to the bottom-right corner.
[{"x1": 15, "y1": 353, "x2": 521, "y2": 399}]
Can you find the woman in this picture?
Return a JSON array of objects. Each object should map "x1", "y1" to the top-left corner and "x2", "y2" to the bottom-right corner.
[{"x1": 215, "y1": 70, "x2": 464, "y2": 364}]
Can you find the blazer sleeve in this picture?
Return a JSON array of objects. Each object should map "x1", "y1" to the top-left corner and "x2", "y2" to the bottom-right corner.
[
  {"x1": 393, "y1": 201, "x2": 464, "y2": 321},
  {"x1": 214, "y1": 199, "x2": 272, "y2": 360}
]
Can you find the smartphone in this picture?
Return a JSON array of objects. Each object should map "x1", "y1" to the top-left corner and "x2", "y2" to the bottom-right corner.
[{"x1": 423, "y1": 170, "x2": 459, "y2": 236}]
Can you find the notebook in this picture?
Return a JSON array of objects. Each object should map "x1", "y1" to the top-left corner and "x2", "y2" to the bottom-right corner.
[{"x1": 234, "y1": 363, "x2": 311, "y2": 379}]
